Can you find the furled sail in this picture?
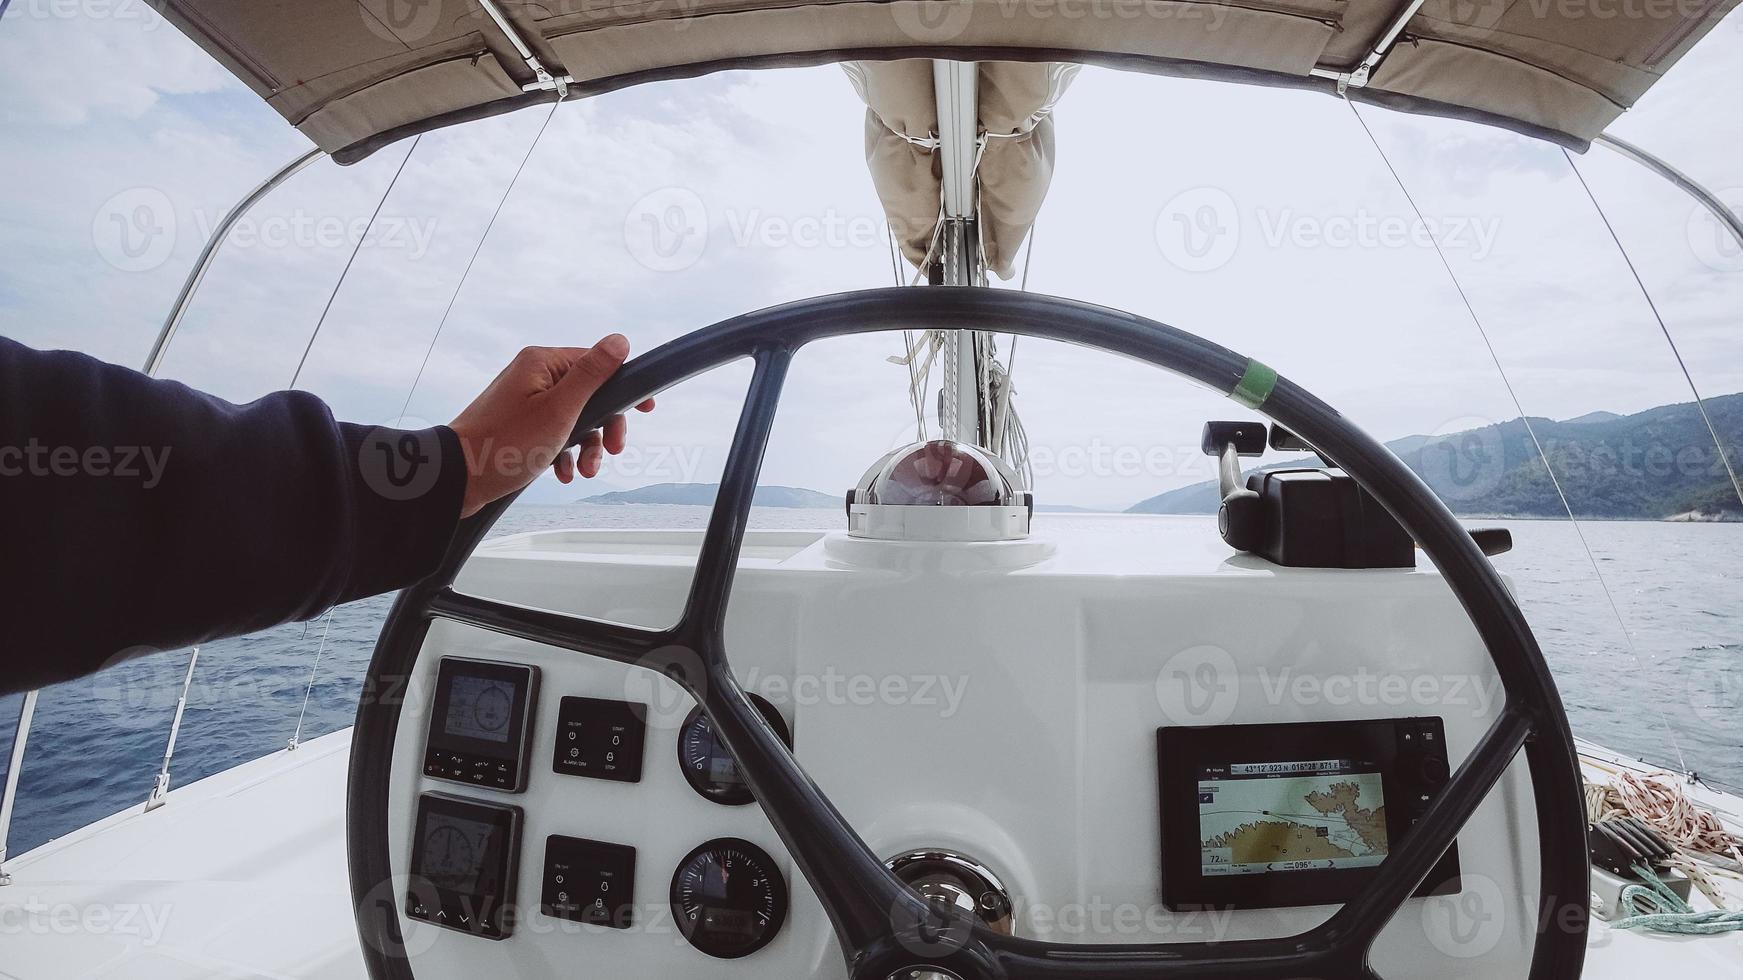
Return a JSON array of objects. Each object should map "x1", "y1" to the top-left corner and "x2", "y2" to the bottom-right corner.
[{"x1": 845, "y1": 61, "x2": 1075, "y2": 279}]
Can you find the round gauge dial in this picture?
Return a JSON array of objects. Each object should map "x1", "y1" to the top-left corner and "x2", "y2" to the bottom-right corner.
[
  {"x1": 677, "y1": 694, "x2": 791, "y2": 806},
  {"x1": 670, "y1": 838, "x2": 787, "y2": 959},
  {"x1": 472, "y1": 683, "x2": 511, "y2": 733}
]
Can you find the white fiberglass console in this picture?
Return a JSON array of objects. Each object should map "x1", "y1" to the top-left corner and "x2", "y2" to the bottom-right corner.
[{"x1": 380, "y1": 516, "x2": 1536, "y2": 979}]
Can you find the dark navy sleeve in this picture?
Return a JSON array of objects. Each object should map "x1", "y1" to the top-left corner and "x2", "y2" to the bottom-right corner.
[{"x1": 0, "y1": 335, "x2": 468, "y2": 694}]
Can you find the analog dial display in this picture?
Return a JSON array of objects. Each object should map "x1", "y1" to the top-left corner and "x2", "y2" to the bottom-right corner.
[
  {"x1": 670, "y1": 838, "x2": 787, "y2": 958},
  {"x1": 677, "y1": 694, "x2": 791, "y2": 806}
]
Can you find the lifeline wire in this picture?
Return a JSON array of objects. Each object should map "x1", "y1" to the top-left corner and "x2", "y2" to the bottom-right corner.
[
  {"x1": 1561, "y1": 148, "x2": 1743, "y2": 512},
  {"x1": 1345, "y1": 100, "x2": 1688, "y2": 772},
  {"x1": 289, "y1": 134, "x2": 423, "y2": 390},
  {"x1": 397, "y1": 102, "x2": 562, "y2": 424}
]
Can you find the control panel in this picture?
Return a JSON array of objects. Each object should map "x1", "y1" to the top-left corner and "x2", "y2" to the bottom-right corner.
[
  {"x1": 422, "y1": 658, "x2": 538, "y2": 792},
  {"x1": 406, "y1": 793, "x2": 522, "y2": 940},
  {"x1": 409, "y1": 651, "x2": 797, "y2": 958}
]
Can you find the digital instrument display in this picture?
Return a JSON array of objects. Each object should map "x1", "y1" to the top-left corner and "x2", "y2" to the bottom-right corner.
[
  {"x1": 1196, "y1": 758, "x2": 1389, "y2": 877},
  {"x1": 678, "y1": 693, "x2": 791, "y2": 805},
  {"x1": 670, "y1": 838, "x2": 788, "y2": 958},
  {"x1": 1158, "y1": 717, "x2": 1459, "y2": 910},
  {"x1": 423, "y1": 658, "x2": 538, "y2": 793},
  {"x1": 406, "y1": 793, "x2": 521, "y2": 940},
  {"x1": 445, "y1": 675, "x2": 515, "y2": 743}
]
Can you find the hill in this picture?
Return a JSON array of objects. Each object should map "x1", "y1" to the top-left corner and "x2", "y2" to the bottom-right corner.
[
  {"x1": 1130, "y1": 394, "x2": 1743, "y2": 521},
  {"x1": 579, "y1": 483, "x2": 840, "y2": 509}
]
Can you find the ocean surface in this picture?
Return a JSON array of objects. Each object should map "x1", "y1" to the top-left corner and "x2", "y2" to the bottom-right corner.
[{"x1": 2, "y1": 505, "x2": 1738, "y2": 856}]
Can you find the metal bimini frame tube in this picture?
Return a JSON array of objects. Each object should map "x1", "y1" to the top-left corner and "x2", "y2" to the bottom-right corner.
[
  {"x1": 143, "y1": 146, "x2": 326, "y2": 377},
  {"x1": 1593, "y1": 133, "x2": 1743, "y2": 252},
  {"x1": 0, "y1": 145, "x2": 326, "y2": 884}
]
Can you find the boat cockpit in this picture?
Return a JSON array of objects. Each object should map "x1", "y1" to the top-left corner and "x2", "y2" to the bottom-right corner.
[{"x1": 4, "y1": 1, "x2": 1742, "y2": 979}]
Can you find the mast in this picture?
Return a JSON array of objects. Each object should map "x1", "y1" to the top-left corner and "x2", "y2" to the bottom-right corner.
[{"x1": 932, "y1": 60, "x2": 988, "y2": 448}]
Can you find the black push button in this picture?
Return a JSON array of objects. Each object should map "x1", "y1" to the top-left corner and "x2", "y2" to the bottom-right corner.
[
  {"x1": 542, "y1": 835, "x2": 637, "y2": 928},
  {"x1": 552, "y1": 697, "x2": 647, "y2": 782}
]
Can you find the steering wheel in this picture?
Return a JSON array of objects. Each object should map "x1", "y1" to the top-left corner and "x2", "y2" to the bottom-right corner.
[{"x1": 349, "y1": 287, "x2": 1589, "y2": 980}]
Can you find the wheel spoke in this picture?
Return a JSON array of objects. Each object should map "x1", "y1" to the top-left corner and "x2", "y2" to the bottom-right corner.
[
  {"x1": 426, "y1": 588, "x2": 667, "y2": 668},
  {"x1": 1325, "y1": 705, "x2": 1533, "y2": 948},
  {"x1": 678, "y1": 348, "x2": 792, "y2": 650},
  {"x1": 699, "y1": 663, "x2": 929, "y2": 959}
]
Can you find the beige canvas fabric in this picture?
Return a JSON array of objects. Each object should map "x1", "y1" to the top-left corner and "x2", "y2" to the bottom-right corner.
[{"x1": 153, "y1": 0, "x2": 1736, "y2": 269}]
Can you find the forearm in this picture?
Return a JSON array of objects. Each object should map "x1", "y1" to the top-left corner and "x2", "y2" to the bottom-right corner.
[{"x1": 0, "y1": 336, "x2": 466, "y2": 694}]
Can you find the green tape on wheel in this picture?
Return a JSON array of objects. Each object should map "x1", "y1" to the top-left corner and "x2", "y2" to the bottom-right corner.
[{"x1": 1231, "y1": 359, "x2": 1277, "y2": 409}]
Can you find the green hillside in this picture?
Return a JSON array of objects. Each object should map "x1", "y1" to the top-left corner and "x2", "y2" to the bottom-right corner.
[{"x1": 1130, "y1": 394, "x2": 1743, "y2": 521}]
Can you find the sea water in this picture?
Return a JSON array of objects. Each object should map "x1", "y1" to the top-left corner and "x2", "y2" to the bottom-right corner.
[{"x1": 2, "y1": 506, "x2": 1738, "y2": 855}]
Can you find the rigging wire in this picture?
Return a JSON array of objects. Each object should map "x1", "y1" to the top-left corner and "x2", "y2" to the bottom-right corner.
[
  {"x1": 397, "y1": 102, "x2": 562, "y2": 424},
  {"x1": 1561, "y1": 148, "x2": 1743, "y2": 512},
  {"x1": 290, "y1": 608, "x2": 334, "y2": 750},
  {"x1": 289, "y1": 134, "x2": 422, "y2": 390},
  {"x1": 1345, "y1": 100, "x2": 1689, "y2": 773}
]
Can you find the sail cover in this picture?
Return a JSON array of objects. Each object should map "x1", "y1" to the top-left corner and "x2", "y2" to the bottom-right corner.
[{"x1": 155, "y1": 0, "x2": 1735, "y2": 265}]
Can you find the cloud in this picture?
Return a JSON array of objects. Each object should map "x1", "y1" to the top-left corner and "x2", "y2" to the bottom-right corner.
[{"x1": 0, "y1": 0, "x2": 236, "y2": 127}]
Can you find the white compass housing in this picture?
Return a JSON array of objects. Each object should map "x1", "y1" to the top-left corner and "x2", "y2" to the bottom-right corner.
[{"x1": 846, "y1": 440, "x2": 1032, "y2": 542}]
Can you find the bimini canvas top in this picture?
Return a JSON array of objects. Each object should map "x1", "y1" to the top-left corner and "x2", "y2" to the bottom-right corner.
[{"x1": 155, "y1": 0, "x2": 1735, "y2": 274}]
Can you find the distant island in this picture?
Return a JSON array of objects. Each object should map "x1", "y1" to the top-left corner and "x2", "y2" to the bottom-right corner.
[
  {"x1": 1130, "y1": 393, "x2": 1743, "y2": 522},
  {"x1": 579, "y1": 483, "x2": 841, "y2": 509}
]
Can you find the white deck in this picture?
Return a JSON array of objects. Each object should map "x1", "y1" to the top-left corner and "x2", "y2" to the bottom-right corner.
[
  {"x1": 6, "y1": 731, "x2": 1740, "y2": 978},
  {"x1": 0, "y1": 729, "x2": 364, "y2": 980}
]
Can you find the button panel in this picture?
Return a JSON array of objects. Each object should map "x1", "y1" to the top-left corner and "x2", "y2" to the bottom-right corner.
[
  {"x1": 542, "y1": 835, "x2": 638, "y2": 928},
  {"x1": 423, "y1": 749, "x2": 518, "y2": 790},
  {"x1": 552, "y1": 697, "x2": 647, "y2": 782}
]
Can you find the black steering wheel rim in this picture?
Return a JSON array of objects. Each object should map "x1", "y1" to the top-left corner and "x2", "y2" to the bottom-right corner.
[{"x1": 349, "y1": 286, "x2": 1589, "y2": 980}]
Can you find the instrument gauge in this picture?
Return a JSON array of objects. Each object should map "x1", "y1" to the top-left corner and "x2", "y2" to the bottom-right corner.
[
  {"x1": 670, "y1": 838, "x2": 787, "y2": 958},
  {"x1": 677, "y1": 694, "x2": 790, "y2": 805}
]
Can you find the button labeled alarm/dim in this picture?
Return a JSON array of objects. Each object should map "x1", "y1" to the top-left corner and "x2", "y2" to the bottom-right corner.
[{"x1": 551, "y1": 697, "x2": 647, "y2": 783}]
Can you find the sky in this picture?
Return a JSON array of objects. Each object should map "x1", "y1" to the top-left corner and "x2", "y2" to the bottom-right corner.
[{"x1": 1, "y1": 2, "x2": 1739, "y2": 511}]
